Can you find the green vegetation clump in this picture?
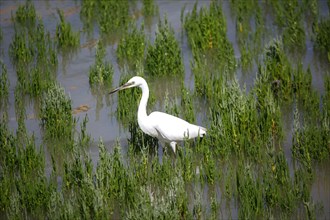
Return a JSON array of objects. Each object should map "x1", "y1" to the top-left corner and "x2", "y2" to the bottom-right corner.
[
  {"x1": 0, "y1": 127, "x2": 51, "y2": 219},
  {"x1": 9, "y1": 2, "x2": 57, "y2": 96},
  {"x1": 117, "y1": 25, "x2": 146, "y2": 69},
  {"x1": 13, "y1": 1, "x2": 37, "y2": 26},
  {"x1": 263, "y1": 39, "x2": 293, "y2": 101},
  {"x1": 98, "y1": 0, "x2": 130, "y2": 33},
  {"x1": 184, "y1": 1, "x2": 236, "y2": 72},
  {"x1": 0, "y1": 62, "x2": 9, "y2": 104},
  {"x1": 56, "y1": 9, "x2": 80, "y2": 49},
  {"x1": 229, "y1": 0, "x2": 265, "y2": 70},
  {"x1": 180, "y1": 84, "x2": 196, "y2": 124},
  {"x1": 89, "y1": 41, "x2": 113, "y2": 86},
  {"x1": 143, "y1": 0, "x2": 158, "y2": 17},
  {"x1": 40, "y1": 83, "x2": 74, "y2": 140},
  {"x1": 185, "y1": 2, "x2": 236, "y2": 99},
  {"x1": 80, "y1": 0, "x2": 130, "y2": 34},
  {"x1": 9, "y1": 28, "x2": 34, "y2": 65},
  {"x1": 259, "y1": 39, "x2": 321, "y2": 105},
  {"x1": 313, "y1": 18, "x2": 330, "y2": 62},
  {"x1": 271, "y1": 0, "x2": 306, "y2": 50},
  {"x1": 145, "y1": 17, "x2": 184, "y2": 76},
  {"x1": 292, "y1": 77, "x2": 330, "y2": 163}
]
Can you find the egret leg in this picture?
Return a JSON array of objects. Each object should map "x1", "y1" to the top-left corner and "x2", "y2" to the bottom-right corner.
[
  {"x1": 158, "y1": 142, "x2": 163, "y2": 164},
  {"x1": 170, "y1": 141, "x2": 177, "y2": 153}
]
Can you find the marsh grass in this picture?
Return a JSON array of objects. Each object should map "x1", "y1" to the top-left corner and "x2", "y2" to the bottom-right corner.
[
  {"x1": 12, "y1": 1, "x2": 37, "y2": 27},
  {"x1": 0, "y1": 62, "x2": 9, "y2": 106},
  {"x1": 0, "y1": 116, "x2": 51, "y2": 219},
  {"x1": 313, "y1": 18, "x2": 330, "y2": 62},
  {"x1": 142, "y1": 0, "x2": 158, "y2": 17},
  {"x1": 40, "y1": 83, "x2": 74, "y2": 142},
  {"x1": 117, "y1": 25, "x2": 146, "y2": 70},
  {"x1": 80, "y1": 0, "x2": 130, "y2": 35},
  {"x1": 271, "y1": 0, "x2": 306, "y2": 51},
  {"x1": 9, "y1": 2, "x2": 57, "y2": 97},
  {"x1": 89, "y1": 41, "x2": 113, "y2": 86},
  {"x1": 230, "y1": 0, "x2": 265, "y2": 70},
  {"x1": 56, "y1": 9, "x2": 80, "y2": 49},
  {"x1": 146, "y1": 16, "x2": 184, "y2": 76},
  {"x1": 185, "y1": 2, "x2": 237, "y2": 101},
  {"x1": 184, "y1": 1, "x2": 236, "y2": 73}
]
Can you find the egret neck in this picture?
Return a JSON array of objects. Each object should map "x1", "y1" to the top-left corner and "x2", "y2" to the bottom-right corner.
[{"x1": 137, "y1": 80, "x2": 149, "y2": 127}]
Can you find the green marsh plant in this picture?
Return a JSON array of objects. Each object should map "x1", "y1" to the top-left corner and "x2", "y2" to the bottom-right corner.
[
  {"x1": 230, "y1": 0, "x2": 265, "y2": 70},
  {"x1": 98, "y1": 0, "x2": 130, "y2": 34},
  {"x1": 56, "y1": 9, "x2": 80, "y2": 49},
  {"x1": 0, "y1": 117, "x2": 51, "y2": 219},
  {"x1": 12, "y1": 0, "x2": 37, "y2": 27},
  {"x1": 184, "y1": 1, "x2": 236, "y2": 72},
  {"x1": 89, "y1": 41, "x2": 113, "y2": 86},
  {"x1": 272, "y1": 0, "x2": 306, "y2": 51},
  {"x1": 117, "y1": 25, "x2": 146, "y2": 70},
  {"x1": 146, "y1": 16, "x2": 184, "y2": 76},
  {"x1": 9, "y1": 2, "x2": 57, "y2": 96},
  {"x1": 142, "y1": 0, "x2": 158, "y2": 17},
  {"x1": 0, "y1": 62, "x2": 9, "y2": 106},
  {"x1": 263, "y1": 39, "x2": 293, "y2": 101},
  {"x1": 313, "y1": 18, "x2": 330, "y2": 62},
  {"x1": 80, "y1": 0, "x2": 131, "y2": 35},
  {"x1": 40, "y1": 83, "x2": 74, "y2": 141}
]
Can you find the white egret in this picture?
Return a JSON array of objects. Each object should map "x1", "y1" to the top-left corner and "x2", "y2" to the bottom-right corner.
[{"x1": 109, "y1": 76, "x2": 207, "y2": 153}]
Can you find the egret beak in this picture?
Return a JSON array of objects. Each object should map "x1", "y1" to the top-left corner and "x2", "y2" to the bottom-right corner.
[{"x1": 109, "y1": 81, "x2": 134, "y2": 94}]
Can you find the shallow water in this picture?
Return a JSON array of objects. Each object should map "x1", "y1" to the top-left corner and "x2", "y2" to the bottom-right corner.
[{"x1": 1, "y1": 0, "x2": 329, "y2": 218}]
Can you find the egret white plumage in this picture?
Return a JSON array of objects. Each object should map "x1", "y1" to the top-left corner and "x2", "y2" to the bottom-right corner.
[{"x1": 109, "y1": 76, "x2": 207, "y2": 153}]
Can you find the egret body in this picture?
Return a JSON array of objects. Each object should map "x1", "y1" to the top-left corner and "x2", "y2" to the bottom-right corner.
[{"x1": 109, "y1": 76, "x2": 206, "y2": 153}]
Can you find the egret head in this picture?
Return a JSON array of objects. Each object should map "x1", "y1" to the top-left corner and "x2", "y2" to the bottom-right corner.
[{"x1": 109, "y1": 76, "x2": 146, "y2": 94}]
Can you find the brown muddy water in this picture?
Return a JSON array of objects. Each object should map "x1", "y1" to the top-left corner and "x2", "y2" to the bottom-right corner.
[{"x1": 0, "y1": 0, "x2": 329, "y2": 218}]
